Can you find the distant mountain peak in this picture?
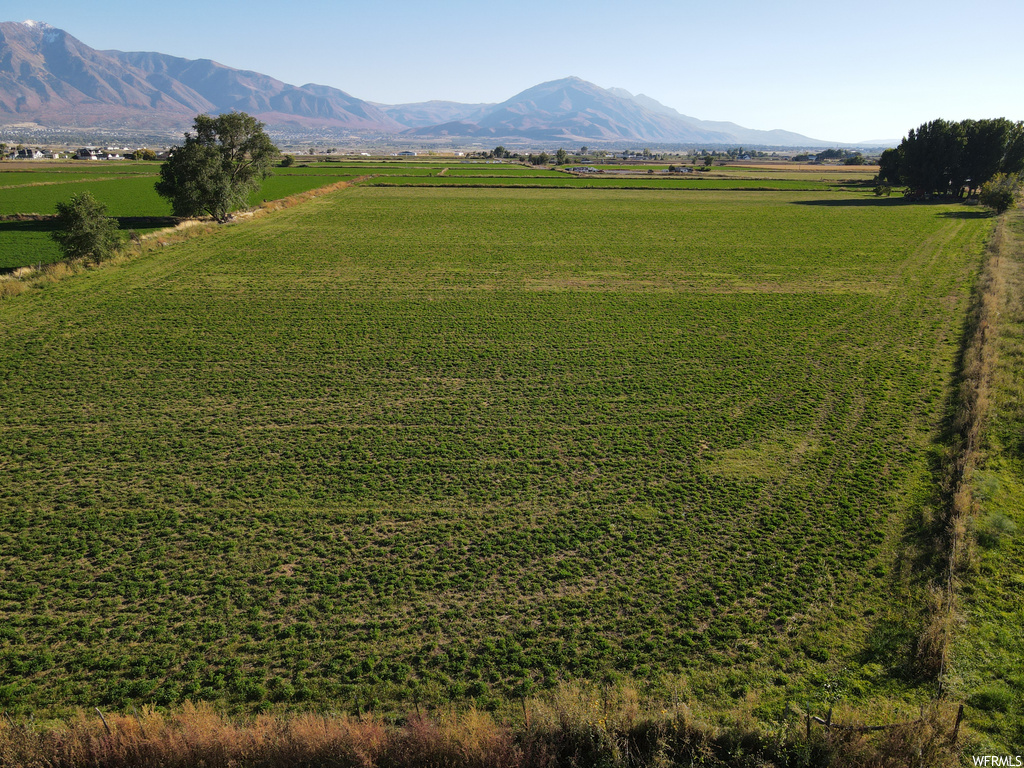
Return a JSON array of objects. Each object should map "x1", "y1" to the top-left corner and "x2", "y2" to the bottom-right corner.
[
  {"x1": 0, "y1": 23, "x2": 837, "y2": 145},
  {"x1": 0, "y1": 21, "x2": 402, "y2": 133}
]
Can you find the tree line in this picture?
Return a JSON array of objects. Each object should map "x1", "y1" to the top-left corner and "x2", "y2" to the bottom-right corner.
[{"x1": 877, "y1": 118, "x2": 1024, "y2": 198}]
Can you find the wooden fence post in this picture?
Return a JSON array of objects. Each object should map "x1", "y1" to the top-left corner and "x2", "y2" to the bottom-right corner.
[
  {"x1": 95, "y1": 708, "x2": 111, "y2": 736},
  {"x1": 951, "y1": 704, "x2": 964, "y2": 744}
]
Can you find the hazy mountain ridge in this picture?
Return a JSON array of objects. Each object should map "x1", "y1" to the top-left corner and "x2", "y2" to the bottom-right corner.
[
  {"x1": 376, "y1": 100, "x2": 495, "y2": 128},
  {"x1": 1, "y1": 21, "x2": 842, "y2": 145},
  {"x1": 0, "y1": 21, "x2": 402, "y2": 133},
  {"x1": 106, "y1": 51, "x2": 404, "y2": 131}
]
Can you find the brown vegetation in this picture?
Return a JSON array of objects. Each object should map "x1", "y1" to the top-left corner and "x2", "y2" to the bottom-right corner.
[
  {"x1": 916, "y1": 215, "x2": 1008, "y2": 678},
  {"x1": 0, "y1": 688, "x2": 965, "y2": 768}
]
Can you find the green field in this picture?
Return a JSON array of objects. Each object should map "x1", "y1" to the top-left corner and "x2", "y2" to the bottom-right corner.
[
  {"x1": 0, "y1": 184, "x2": 992, "y2": 720},
  {"x1": 0, "y1": 166, "x2": 353, "y2": 270},
  {"x1": 365, "y1": 175, "x2": 834, "y2": 190}
]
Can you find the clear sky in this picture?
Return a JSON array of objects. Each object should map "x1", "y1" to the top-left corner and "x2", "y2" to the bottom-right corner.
[{"x1": 13, "y1": 0, "x2": 1024, "y2": 144}]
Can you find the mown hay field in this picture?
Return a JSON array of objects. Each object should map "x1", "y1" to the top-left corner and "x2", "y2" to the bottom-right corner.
[{"x1": 0, "y1": 185, "x2": 991, "y2": 719}]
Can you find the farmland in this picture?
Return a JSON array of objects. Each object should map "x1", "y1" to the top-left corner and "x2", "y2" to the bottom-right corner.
[
  {"x1": 0, "y1": 162, "x2": 354, "y2": 270},
  {"x1": 0, "y1": 160, "x2": 868, "y2": 271},
  {"x1": 364, "y1": 175, "x2": 833, "y2": 190},
  {"x1": 0, "y1": 176, "x2": 994, "y2": 728}
]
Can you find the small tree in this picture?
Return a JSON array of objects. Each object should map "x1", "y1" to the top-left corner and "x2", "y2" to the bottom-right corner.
[
  {"x1": 156, "y1": 112, "x2": 278, "y2": 222},
  {"x1": 979, "y1": 173, "x2": 1021, "y2": 214},
  {"x1": 555, "y1": 148, "x2": 568, "y2": 165},
  {"x1": 51, "y1": 192, "x2": 122, "y2": 264}
]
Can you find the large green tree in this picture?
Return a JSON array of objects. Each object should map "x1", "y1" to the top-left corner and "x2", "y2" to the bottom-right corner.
[{"x1": 156, "y1": 112, "x2": 278, "y2": 222}]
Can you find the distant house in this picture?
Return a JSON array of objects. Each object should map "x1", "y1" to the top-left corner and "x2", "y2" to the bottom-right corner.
[
  {"x1": 397, "y1": 151, "x2": 417, "y2": 156},
  {"x1": 16, "y1": 148, "x2": 44, "y2": 159},
  {"x1": 74, "y1": 147, "x2": 122, "y2": 160}
]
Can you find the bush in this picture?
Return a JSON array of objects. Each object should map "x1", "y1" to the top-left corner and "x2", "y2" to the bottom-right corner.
[
  {"x1": 51, "y1": 191, "x2": 123, "y2": 264},
  {"x1": 979, "y1": 173, "x2": 1021, "y2": 213}
]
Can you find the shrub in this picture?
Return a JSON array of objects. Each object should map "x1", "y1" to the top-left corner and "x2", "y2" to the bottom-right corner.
[
  {"x1": 979, "y1": 173, "x2": 1021, "y2": 213},
  {"x1": 51, "y1": 191, "x2": 123, "y2": 264}
]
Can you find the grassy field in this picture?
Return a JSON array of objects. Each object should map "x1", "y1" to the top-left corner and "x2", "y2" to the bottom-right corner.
[
  {"x1": 0, "y1": 160, "x2": 854, "y2": 271},
  {"x1": 0, "y1": 164, "x2": 354, "y2": 270},
  {"x1": 949, "y1": 207, "x2": 1024, "y2": 753},
  {"x1": 364, "y1": 176, "x2": 836, "y2": 190},
  {"x1": 0, "y1": 184, "x2": 993, "y2": 725}
]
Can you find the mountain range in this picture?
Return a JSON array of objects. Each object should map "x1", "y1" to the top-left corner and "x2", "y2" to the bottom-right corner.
[{"x1": 0, "y1": 20, "x2": 841, "y2": 147}]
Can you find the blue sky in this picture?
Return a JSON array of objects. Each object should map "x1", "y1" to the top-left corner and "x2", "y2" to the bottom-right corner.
[{"x1": 14, "y1": 0, "x2": 1024, "y2": 143}]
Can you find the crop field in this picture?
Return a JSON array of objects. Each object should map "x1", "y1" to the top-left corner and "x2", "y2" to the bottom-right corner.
[
  {"x1": 291, "y1": 164, "x2": 566, "y2": 178},
  {"x1": 0, "y1": 171, "x2": 148, "y2": 186},
  {"x1": 365, "y1": 175, "x2": 833, "y2": 190},
  {"x1": 245, "y1": 174, "x2": 355, "y2": 204},
  {"x1": 287, "y1": 164, "x2": 443, "y2": 177},
  {"x1": 0, "y1": 175, "x2": 171, "y2": 217},
  {"x1": 0, "y1": 218, "x2": 60, "y2": 271},
  {"x1": 438, "y1": 166, "x2": 566, "y2": 177},
  {"x1": 0, "y1": 166, "x2": 353, "y2": 269},
  {"x1": 0, "y1": 171, "x2": 355, "y2": 217},
  {"x1": 0, "y1": 183, "x2": 992, "y2": 719}
]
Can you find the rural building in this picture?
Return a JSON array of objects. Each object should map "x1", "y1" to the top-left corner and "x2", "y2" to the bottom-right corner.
[{"x1": 74, "y1": 147, "x2": 122, "y2": 160}]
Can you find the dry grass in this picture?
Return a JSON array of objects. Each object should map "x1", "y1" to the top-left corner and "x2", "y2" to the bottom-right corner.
[
  {"x1": 915, "y1": 214, "x2": 1010, "y2": 679},
  {"x1": 0, "y1": 688, "x2": 965, "y2": 767},
  {"x1": 0, "y1": 279, "x2": 26, "y2": 298}
]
